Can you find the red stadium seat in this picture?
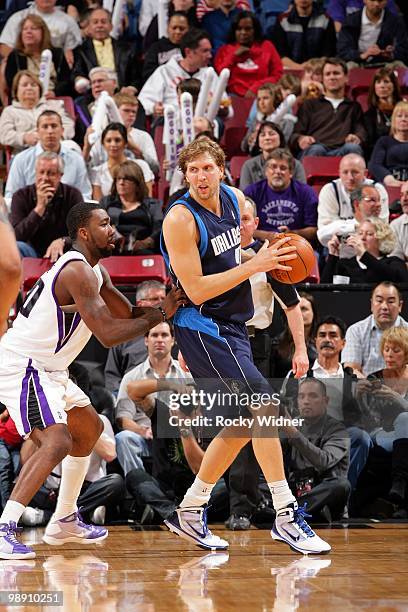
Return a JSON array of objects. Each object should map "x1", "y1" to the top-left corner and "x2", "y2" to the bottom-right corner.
[
  {"x1": 227, "y1": 96, "x2": 254, "y2": 128},
  {"x1": 348, "y1": 68, "x2": 377, "y2": 99},
  {"x1": 230, "y1": 155, "x2": 249, "y2": 186},
  {"x1": 356, "y1": 92, "x2": 369, "y2": 112},
  {"x1": 303, "y1": 253, "x2": 320, "y2": 284},
  {"x1": 22, "y1": 258, "x2": 52, "y2": 293},
  {"x1": 385, "y1": 185, "x2": 401, "y2": 206},
  {"x1": 221, "y1": 126, "x2": 247, "y2": 160},
  {"x1": 302, "y1": 156, "x2": 342, "y2": 186},
  {"x1": 100, "y1": 255, "x2": 167, "y2": 285}
]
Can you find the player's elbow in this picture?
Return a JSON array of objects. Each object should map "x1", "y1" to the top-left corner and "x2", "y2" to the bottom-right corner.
[{"x1": 0, "y1": 256, "x2": 22, "y2": 282}]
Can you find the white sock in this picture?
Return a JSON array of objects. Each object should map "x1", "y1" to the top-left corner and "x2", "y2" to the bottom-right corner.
[
  {"x1": 179, "y1": 477, "x2": 215, "y2": 509},
  {"x1": 268, "y1": 480, "x2": 296, "y2": 512},
  {"x1": 53, "y1": 455, "x2": 90, "y2": 521},
  {"x1": 0, "y1": 500, "x2": 26, "y2": 525}
]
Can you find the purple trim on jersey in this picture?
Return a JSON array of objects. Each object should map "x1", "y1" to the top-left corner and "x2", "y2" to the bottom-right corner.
[
  {"x1": 51, "y1": 258, "x2": 84, "y2": 354},
  {"x1": 55, "y1": 312, "x2": 82, "y2": 354},
  {"x1": 31, "y1": 366, "x2": 56, "y2": 427},
  {"x1": 19, "y1": 359, "x2": 31, "y2": 434}
]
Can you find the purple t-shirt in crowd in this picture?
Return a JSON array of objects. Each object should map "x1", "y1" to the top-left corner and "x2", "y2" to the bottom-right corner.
[{"x1": 244, "y1": 178, "x2": 318, "y2": 232}]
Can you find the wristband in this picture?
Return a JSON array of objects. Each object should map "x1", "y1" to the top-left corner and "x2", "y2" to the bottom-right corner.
[
  {"x1": 157, "y1": 306, "x2": 167, "y2": 322},
  {"x1": 179, "y1": 427, "x2": 192, "y2": 438}
]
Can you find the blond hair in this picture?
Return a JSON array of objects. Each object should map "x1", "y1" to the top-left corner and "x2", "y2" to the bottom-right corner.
[
  {"x1": 380, "y1": 327, "x2": 408, "y2": 363},
  {"x1": 178, "y1": 137, "x2": 225, "y2": 176},
  {"x1": 391, "y1": 101, "x2": 408, "y2": 136},
  {"x1": 358, "y1": 217, "x2": 396, "y2": 255}
]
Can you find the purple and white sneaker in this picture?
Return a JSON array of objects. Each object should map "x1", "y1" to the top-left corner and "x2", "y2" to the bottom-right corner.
[
  {"x1": 0, "y1": 522, "x2": 36, "y2": 559},
  {"x1": 164, "y1": 506, "x2": 229, "y2": 551},
  {"x1": 42, "y1": 509, "x2": 108, "y2": 546}
]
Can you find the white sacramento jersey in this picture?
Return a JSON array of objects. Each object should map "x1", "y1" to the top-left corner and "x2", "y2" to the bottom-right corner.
[{"x1": 1, "y1": 251, "x2": 103, "y2": 371}]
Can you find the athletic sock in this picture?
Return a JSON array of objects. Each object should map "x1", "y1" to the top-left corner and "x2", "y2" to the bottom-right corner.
[
  {"x1": 268, "y1": 480, "x2": 296, "y2": 512},
  {"x1": 179, "y1": 477, "x2": 215, "y2": 509},
  {"x1": 0, "y1": 500, "x2": 26, "y2": 525},
  {"x1": 52, "y1": 455, "x2": 90, "y2": 521}
]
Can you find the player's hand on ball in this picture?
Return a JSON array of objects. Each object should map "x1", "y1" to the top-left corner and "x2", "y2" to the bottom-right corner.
[
  {"x1": 162, "y1": 287, "x2": 188, "y2": 318},
  {"x1": 255, "y1": 237, "x2": 297, "y2": 273}
]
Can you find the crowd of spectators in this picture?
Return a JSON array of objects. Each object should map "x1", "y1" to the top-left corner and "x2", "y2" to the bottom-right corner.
[{"x1": 0, "y1": 0, "x2": 408, "y2": 529}]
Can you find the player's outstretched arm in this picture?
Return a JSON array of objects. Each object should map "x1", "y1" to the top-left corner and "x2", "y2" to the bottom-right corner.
[
  {"x1": 0, "y1": 209, "x2": 21, "y2": 336},
  {"x1": 58, "y1": 261, "x2": 183, "y2": 347},
  {"x1": 163, "y1": 204, "x2": 298, "y2": 305}
]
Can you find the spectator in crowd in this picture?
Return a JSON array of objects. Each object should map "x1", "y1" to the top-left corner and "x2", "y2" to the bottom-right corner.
[
  {"x1": 240, "y1": 121, "x2": 306, "y2": 190},
  {"x1": 214, "y1": 11, "x2": 283, "y2": 97},
  {"x1": 362, "y1": 326, "x2": 408, "y2": 515},
  {"x1": 272, "y1": 292, "x2": 319, "y2": 378},
  {"x1": 142, "y1": 11, "x2": 190, "y2": 83},
  {"x1": 5, "y1": 109, "x2": 92, "y2": 199},
  {"x1": 283, "y1": 315, "x2": 371, "y2": 492},
  {"x1": 10, "y1": 151, "x2": 84, "y2": 259},
  {"x1": 317, "y1": 154, "x2": 389, "y2": 247},
  {"x1": 115, "y1": 322, "x2": 185, "y2": 476},
  {"x1": 299, "y1": 57, "x2": 324, "y2": 98},
  {"x1": 73, "y1": 8, "x2": 140, "y2": 94},
  {"x1": 0, "y1": 0, "x2": 82, "y2": 68},
  {"x1": 336, "y1": 0, "x2": 408, "y2": 67},
  {"x1": 390, "y1": 182, "x2": 408, "y2": 261},
  {"x1": 84, "y1": 93, "x2": 159, "y2": 175},
  {"x1": 104, "y1": 280, "x2": 166, "y2": 395},
  {"x1": 364, "y1": 66, "x2": 403, "y2": 156},
  {"x1": 244, "y1": 148, "x2": 318, "y2": 242},
  {"x1": 327, "y1": 0, "x2": 398, "y2": 33},
  {"x1": 139, "y1": 28, "x2": 212, "y2": 118},
  {"x1": 100, "y1": 161, "x2": 163, "y2": 255},
  {"x1": 0, "y1": 405, "x2": 22, "y2": 512},
  {"x1": 90, "y1": 123, "x2": 154, "y2": 200},
  {"x1": 281, "y1": 378, "x2": 351, "y2": 522},
  {"x1": 342, "y1": 281, "x2": 408, "y2": 376},
  {"x1": 0, "y1": 70, "x2": 74, "y2": 154},
  {"x1": 290, "y1": 57, "x2": 366, "y2": 158},
  {"x1": 3, "y1": 15, "x2": 72, "y2": 103},
  {"x1": 142, "y1": 0, "x2": 199, "y2": 51},
  {"x1": 368, "y1": 101, "x2": 408, "y2": 187},
  {"x1": 75, "y1": 67, "x2": 119, "y2": 145},
  {"x1": 202, "y1": 0, "x2": 241, "y2": 53},
  {"x1": 272, "y1": 0, "x2": 337, "y2": 70},
  {"x1": 322, "y1": 218, "x2": 408, "y2": 284}
]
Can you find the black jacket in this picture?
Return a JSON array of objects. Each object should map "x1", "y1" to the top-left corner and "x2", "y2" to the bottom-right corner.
[
  {"x1": 5, "y1": 48, "x2": 73, "y2": 99},
  {"x1": 337, "y1": 8, "x2": 408, "y2": 65},
  {"x1": 73, "y1": 37, "x2": 141, "y2": 90}
]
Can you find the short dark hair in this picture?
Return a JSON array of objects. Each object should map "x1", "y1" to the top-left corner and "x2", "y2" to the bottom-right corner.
[
  {"x1": 255, "y1": 121, "x2": 285, "y2": 153},
  {"x1": 265, "y1": 147, "x2": 295, "y2": 173},
  {"x1": 101, "y1": 122, "x2": 127, "y2": 145},
  {"x1": 144, "y1": 320, "x2": 175, "y2": 338},
  {"x1": 227, "y1": 11, "x2": 263, "y2": 44},
  {"x1": 179, "y1": 28, "x2": 210, "y2": 58},
  {"x1": 66, "y1": 202, "x2": 105, "y2": 240},
  {"x1": 37, "y1": 110, "x2": 62, "y2": 128},
  {"x1": 371, "y1": 281, "x2": 402, "y2": 302},
  {"x1": 299, "y1": 378, "x2": 328, "y2": 397},
  {"x1": 323, "y1": 57, "x2": 348, "y2": 75},
  {"x1": 316, "y1": 316, "x2": 347, "y2": 339}
]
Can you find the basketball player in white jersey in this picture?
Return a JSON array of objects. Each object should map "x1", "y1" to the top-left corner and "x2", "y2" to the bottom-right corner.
[
  {"x1": 0, "y1": 202, "x2": 184, "y2": 559},
  {"x1": 0, "y1": 204, "x2": 21, "y2": 337}
]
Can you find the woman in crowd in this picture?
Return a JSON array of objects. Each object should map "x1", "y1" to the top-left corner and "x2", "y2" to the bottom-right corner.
[
  {"x1": 357, "y1": 327, "x2": 408, "y2": 517},
  {"x1": 91, "y1": 123, "x2": 154, "y2": 200},
  {"x1": 4, "y1": 15, "x2": 72, "y2": 103},
  {"x1": 100, "y1": 161, "x2": 163, "y2": 255},
  {"x1": 364, "y1": 67, "x2": 403, "y2": 156},
  {"x1": 0, "y1": 70, "x2": 74, "y2": 153},
  {"x1": 271, "y1": 292, "x2": 319, "y2": 378},
  {"x1": 214, "y1": 11, "x2": 282, "y2": 98},
  {"x1": 322, "y1": 218, "x2": 408, "y2": 283},
  {"x1": 368, "y1": 101, "x2": 408, "y2": 187},
  {"x1": 239, "y1": 121, "x2": 306, "y2": 190}
]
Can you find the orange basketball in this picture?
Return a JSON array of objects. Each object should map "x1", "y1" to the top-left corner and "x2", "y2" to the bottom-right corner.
[{"x1": 269, "y1": 233, "x2": 316, "y2": 284}]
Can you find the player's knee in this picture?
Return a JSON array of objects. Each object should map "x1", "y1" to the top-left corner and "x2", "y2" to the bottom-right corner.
[{"x1": 39, "y1": 425, "x2": 72, "y2": 462}]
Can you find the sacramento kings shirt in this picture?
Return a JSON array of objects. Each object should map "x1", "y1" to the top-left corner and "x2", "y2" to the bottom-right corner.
[{"x1": 244, "y1": 178, "x2": 318, "y2": 232}]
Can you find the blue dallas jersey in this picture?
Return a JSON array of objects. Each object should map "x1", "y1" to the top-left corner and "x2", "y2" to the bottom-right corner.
[{"x1": 161, "y1": 183, "x2": 254, "y2": 324}]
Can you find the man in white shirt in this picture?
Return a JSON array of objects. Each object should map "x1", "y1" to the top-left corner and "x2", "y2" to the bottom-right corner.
[
  {"x1": 138, "y1": 28, "x2": 212, "y2": 118},
  {"x1": 390, "y1": 182, "x2": 408, "y2": 261},
  {"x1": 317, "y1": 153, "x2": 389, "y2": 246},
  {"x1": 0, "y1": 0, "x2": 81, "y2": 66}
]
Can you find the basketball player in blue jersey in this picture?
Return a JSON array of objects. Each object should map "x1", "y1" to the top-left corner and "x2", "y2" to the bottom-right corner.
[
  {"x1": 0, "y1": 202, "x2": 184, "y2": 560},
  {"x1": 161, "y1": 138, "x2": 331, "y2": 554}
]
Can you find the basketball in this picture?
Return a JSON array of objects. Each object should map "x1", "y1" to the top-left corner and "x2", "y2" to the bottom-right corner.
[{"x1": 269, "y1": 233, "x2": 315, "y2": 284}]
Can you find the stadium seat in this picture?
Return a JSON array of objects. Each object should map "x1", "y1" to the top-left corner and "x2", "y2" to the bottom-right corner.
[
  {"x1": 100, "y1": 255, "x2": 168, "y2": 285},
  {"x1": 303, "y1": 253, "x2": 320, "y2": 284},
  {"x1": 22, "y1": 258, "x2": 52, "y2": 293},
  {"x1": 221, "y1": 126, "x2": 247, "y2": 160},
  {"x1": 227, "y1": 96, "x2": 254, "y2": 128},
  {"x1": 302, "y1": 156, "x2": 342, "y2": 186},
  {"x1": 356, "y1": 92, "x2": 369, "y2": 112},
  {"x1": 230, "y1": 155, "x2": 249, "y2": 186},
  {"x1": 385, "y1": 185, "x2": 401, "y2": 206},
  {"x1": 348, "y1": 68, "x2": 377, "y2": 99}
]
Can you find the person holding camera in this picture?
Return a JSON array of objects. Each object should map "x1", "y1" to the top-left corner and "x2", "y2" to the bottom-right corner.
[{"x1": 321, "y1": 217, "x2": 408, "y2": 284}]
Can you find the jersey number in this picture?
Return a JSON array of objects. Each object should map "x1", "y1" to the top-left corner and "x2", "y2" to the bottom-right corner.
[{"x1": 20, "y1": 279, "x2": 45, "y2": 318}]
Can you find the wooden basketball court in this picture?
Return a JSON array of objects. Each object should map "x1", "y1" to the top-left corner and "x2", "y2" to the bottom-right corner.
[{"x1": 3, "y1": 523, "x2": 407, "y2": 610}]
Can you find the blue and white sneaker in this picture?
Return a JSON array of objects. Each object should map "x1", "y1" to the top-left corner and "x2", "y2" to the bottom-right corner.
[
  {"x1": 0, "y1": 522, "x2": 36, "y2": 559},
  {"x1": 42, "y1": 509, "x2": 108, "y2": 545},
  {"x1": 164, "y1": 506, "x2": 229, "y2": 551},
  {"x1": 271, "y1": 503, "x2": 331, "y2": 555}
]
